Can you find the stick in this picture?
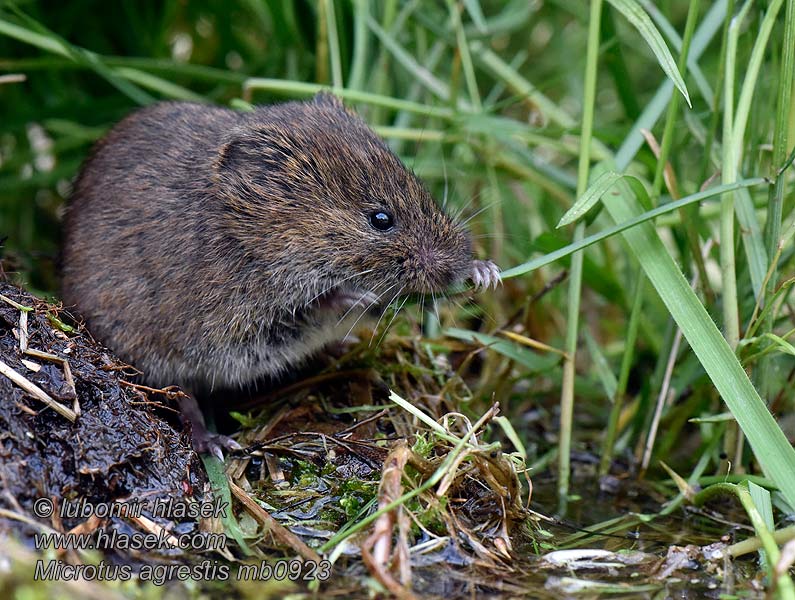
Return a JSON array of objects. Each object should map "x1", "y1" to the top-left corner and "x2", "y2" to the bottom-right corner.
[{"x1": 0, "y1": 358, "x2": 77, "y2": 421}]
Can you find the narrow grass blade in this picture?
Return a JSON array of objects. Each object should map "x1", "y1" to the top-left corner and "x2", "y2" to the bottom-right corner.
[
  {"x1": 583, "y1": 327, "x2": 618, "y2": 400},
  {"x1": 0, "y1": 15, "x2": 153, "y2": 105},
  {"x1": 502, "y1": 178, "x2": 766, "y2": 279},
  {"x1": 462, "y1": 0, "x2": 488, "y2": 33},
  {"x1": 493, "y1": 416, "x2": 527, "y2": 460},
  {"x1": 113, "y1": 67, "x2": 206, "y2": 102},
  {"x1": 734, "y1": 186, "x2": 768, "y2": 298},
  {"x1": 606, "y1": 0, "x2": 691, "y2": 106},
  {"x1": 444, "y1": 328, "x2": 560, "y2": 372},
  {"x1": 244, "y1": 78, "x2": 455, "y2": 118},
  {"x1": 201, "y1": 455, "x2": 252, "y2": 556},
  {"x1": 557, "y1": 171, "x2": 622, "y2": 227},
  {"x1": 348, "y1": 0, "x2": 370, "y2": 90},
  {"x1": 323, "y1": 0, "x2": 343, "y2": 88},
  {"x1": 366, "y1": 16, "x2": 456, "y2": 105},
  {"x1": 614, "y1": 0, "x2": 726, "y2": 169},
  {"x1": 469, "y1": 40, "x2": 575, "y2": 128},
  {"x1": 602, "y1": 176, "x2": 795, "y2": 509},
  {"x1": 640, "y1": 0, "x2": 713, "y2": 105}
]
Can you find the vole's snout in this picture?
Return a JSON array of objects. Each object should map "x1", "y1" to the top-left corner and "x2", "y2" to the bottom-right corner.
[
  {"x1": 402, "y1": 232, "x2": 473, "y2": 293},
  {"x1": 416, "y1": 243, "x2": 440, "y2": 278}
]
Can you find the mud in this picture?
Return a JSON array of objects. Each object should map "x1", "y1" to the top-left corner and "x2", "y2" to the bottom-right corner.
[{"x1": 0, "y1": 281, "x2": 207, "y2": 558}]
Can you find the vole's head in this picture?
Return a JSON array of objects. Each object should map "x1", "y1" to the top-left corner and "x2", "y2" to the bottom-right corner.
[{"x1": 213, "y1": 94, "x2": 474, "y2": 307}]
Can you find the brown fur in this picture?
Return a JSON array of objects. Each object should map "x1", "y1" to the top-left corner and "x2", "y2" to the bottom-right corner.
[{"x1": 61, "y1": 95, "x2": 494, "y2": 392}]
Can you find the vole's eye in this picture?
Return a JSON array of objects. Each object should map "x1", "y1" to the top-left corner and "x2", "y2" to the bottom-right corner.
[{"x1": 369, "y1": 210, "x2": 395, "y2": 231}]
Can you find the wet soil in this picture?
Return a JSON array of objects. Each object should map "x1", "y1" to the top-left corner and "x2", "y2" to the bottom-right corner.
[
  {"x1": 0, "y1": 281, "x2": 207, "y2": 560},
  {"x1": 0, "y1": 281, "x2": 773, "y2": 598}
]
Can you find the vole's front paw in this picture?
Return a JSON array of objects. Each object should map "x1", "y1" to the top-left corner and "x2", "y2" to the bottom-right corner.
[
  {"x1": 322, "y1": 289, "x2": 381, "y2": 314},
  {"x1": 471, "y1": 260, "x2": 501, "y2": 290}
]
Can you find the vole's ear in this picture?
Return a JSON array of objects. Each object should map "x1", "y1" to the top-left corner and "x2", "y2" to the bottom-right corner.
[
  {"x1": 312, "y1": 91, "x2": 344, "y2": 109},
  {"x1": 214, "y1": 127, "x2": 301, "y2": 205},
  {"x1": 213, "y1": 132, "x2": 267, "y2": 201}
]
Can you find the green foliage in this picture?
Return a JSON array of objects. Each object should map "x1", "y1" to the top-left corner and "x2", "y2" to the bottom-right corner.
[{"x1": 2, "y1": 0, "x2": 795, "y2": 552}]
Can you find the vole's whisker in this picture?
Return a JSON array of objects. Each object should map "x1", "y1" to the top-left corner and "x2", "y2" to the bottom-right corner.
[
  {"x1": 441, "y1": 151, "x2": 449, "y2": 210},
  {"x1": 450, "y1": 297, "x2": 480, "y2": 321},
  {"x1": 335, "y1": 279, "x2": 387, "y2": 326},
  {"x1": 309, "y1": 268, "x2": 375, "y2": 304},
  {"x1": 459, "y1": 200, "x2": 498, "y2": 228},
  {"x1": 341, "y1": 281, "x2": 396, "y2": 341},
  {"x1": 370, "y1": 286, "x2": 405, "y2": 347},
  {"x1": 472, "y1": 233, "x2": 514, "y2": 240},
  {"x1": 432, "y1": 290, "x2": 441, "y2": 326},
  {"x1": 375, "y1": 292, "x2": 411, "y2": 347},
  {"x1": 446, "y1": 308, "x2": 459, "y2": 330},
  {"x1": 449, "y1": 187, "x2": 486, "y2": 223},
  {"x1": 346, "y1": 283, "x2": 397, "y2": 335},
  {"x1": 336, "y1": 296, "x2": 366, "y2": 327}
]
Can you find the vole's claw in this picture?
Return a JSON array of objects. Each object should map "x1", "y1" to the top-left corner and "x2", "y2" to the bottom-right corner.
[
  {"x1": 193, "y1": 430, "x2": 242, "y2": 462},
  {"x1": 178, "y1": 393, "x2": 241, "y2": 461},
  {"x1": 210, "y1": 444, "x2": 224, "y2": 463},
  {"x1": 471, "y1": 260, "x2": 501, "y2": 290}
]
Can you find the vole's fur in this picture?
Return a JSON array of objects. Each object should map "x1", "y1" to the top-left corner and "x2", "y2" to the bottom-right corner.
[{"x1": 61, "y1": 94, "x2": 499, "y2": 452}]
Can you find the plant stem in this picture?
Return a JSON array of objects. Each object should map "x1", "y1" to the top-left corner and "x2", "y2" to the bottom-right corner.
[
  {"x1": 651, "y1": 0, "x2": 700, "y2": 198},
  {"x1": 717, "y1": 3, "x2": 749, "y2": 471},
  {"x1": 720, "y1": 0, "x2": 750, "y2": 353},
  {"x1": 324, "y1": 0, "x2": 343, "y2": 88},
  {"x1": 759, "y1": 0, "x2": 795, "y2": 400},
  {"x1": 559, "y1": 0, "x2": 603, "y2": 510},
  {"x1": 348, "y1": 0, "x2": 370, "y2": 90},
  {"x1": 315, "y1": 0, "x2": 330, "y2": 85},
  {"x1": 600, "y1": 268, "x2": 644, "y2": 476},
  {"x1": 651, "y1": 1, "x2": 711, "y2": 299}
]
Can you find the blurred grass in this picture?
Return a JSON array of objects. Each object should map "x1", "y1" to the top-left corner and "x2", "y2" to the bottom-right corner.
[{"x1": 2, "y1": 0, "x2": 795, "y2": 557}]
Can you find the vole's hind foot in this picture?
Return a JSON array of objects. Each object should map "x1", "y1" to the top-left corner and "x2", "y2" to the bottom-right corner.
[
  {"x1": 192, "y1": 429, "x2": 242, "y2": 462},
  {"x1": 178, "y1": 393, "x2": 241, "y2": 461},
  {"x1": 471, "y1": 260, "x2": 501, "y2": 290}
]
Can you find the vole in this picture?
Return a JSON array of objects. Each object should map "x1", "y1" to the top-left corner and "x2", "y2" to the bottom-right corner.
[{"x1": 61, "y1": 94, "x2": 500, "y2": 457}]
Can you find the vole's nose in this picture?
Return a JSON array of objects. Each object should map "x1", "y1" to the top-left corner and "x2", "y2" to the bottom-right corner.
[
  {"x1": 417, "y1": 243, "x2": 437, "y2": 273},
  {"x1": 417, "y1": 241, "x2": 463, "y2": 290}
]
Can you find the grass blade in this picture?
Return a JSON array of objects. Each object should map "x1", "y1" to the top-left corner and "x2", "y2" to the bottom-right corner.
[
  {"x1": 640, "y1": 0, "x2": 713, "y2": 105},
  {"x1": 444, "y1": 328, "x2": 560, "y2": 372},
  {"x1": 366, "y1": 16, "x2": 457, "y2": 106},
  {"x1": 462, "y1": 0, "x2": 488, "y2": 33},
  {"x1": 502, "y1": 178, "x2": 766, "y2": 279},
  {"x1": 602, "y1": 174, "x2": 795, "y2": 509},
  {"x1": 606, "y1": 0, "x2": 691, "y2": 106},
  {"x1": 557, "y1": 171, "x2": 622, "y2": 227},
  {"x1": 614, "y1": 0, "x2": 726, "y2": 170}
]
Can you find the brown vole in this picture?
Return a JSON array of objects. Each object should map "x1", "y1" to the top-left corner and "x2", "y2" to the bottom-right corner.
[{"x1": 61, "y1": 94, "x2": 499, "y2": 456}]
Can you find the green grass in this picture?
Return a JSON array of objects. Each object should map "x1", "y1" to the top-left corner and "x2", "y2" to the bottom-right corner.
[{"x1": 2, "y1": 0, "x2": 795, "y2": 594}]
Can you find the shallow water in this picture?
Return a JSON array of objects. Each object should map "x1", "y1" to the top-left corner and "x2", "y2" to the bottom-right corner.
[{"x1": 304, "y1": 472, "x2": 767, "y2": 598}]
